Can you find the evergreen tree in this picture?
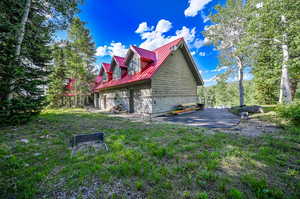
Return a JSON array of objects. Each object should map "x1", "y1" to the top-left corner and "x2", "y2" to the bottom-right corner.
[
  {"x1": 198, "y1": 80, "x2": 256, "y2": 107},
  {"x1": 246, "y1": 0, "x2": 300, "y2": 104},
  {"x1": 47, "y1": 42, "x2": 69, "y2": 107},
  {"x1": 66, "y1": 17, "x2": 97, "y2": 107},
  {"x1": 0, "y1": 0, "x2": 82, "y2": 125},
  {"x1": 214, "y1": 78, "x2": 232, "y2": 107}
]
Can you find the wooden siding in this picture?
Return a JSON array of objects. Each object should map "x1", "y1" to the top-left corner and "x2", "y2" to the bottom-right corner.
[
  {"x1": 151, "y1": 48, "x2": 198, "y2": 96},
  {"x1": 151, "y1": 48, "x2": 198, "y2": 113}
]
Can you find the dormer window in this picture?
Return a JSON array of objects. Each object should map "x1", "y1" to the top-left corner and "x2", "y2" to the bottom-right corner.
[
  {"x1": 128, "y1": 54, "x2": 140, "y2": 75},
  {"x1": 113, "y1": 65, "x2": 121, "y2": 80},
  {"x1": 102, "y1": 72, "x2": 108, "y2": 81}
]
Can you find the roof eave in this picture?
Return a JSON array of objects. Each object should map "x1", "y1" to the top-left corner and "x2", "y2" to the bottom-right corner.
[{"x1": 180, "y1": 40, "x2": 204, "y2": 86}]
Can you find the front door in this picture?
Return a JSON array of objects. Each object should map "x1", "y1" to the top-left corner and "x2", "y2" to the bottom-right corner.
[{"x1": 129, "y1": 89, "x2": 134, "y2": 113}]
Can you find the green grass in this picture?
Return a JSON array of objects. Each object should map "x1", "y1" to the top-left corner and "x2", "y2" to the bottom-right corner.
[{"x1": 0, "y1": 108, "x2": 300, "y2": 198}]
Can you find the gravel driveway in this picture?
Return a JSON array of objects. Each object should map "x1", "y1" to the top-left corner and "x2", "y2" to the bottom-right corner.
[{"x1": 155, "y1": 108, "x2": 240, "y2": 128}]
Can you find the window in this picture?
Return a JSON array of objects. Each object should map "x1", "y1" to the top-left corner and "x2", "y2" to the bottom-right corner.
[
  {"x1": 128, "y1": 54, "x2": 140, "y2": 75},
  {"x1": 113, "y1": 66, "x2": 121, "y2": 80},
  {"x1": 102, "y1": 72, "x2": 108, "y2": 81}
]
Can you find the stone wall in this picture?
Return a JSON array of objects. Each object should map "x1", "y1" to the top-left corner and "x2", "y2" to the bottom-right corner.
[{"x1": 96, "y1": 83, "x2": 152, "y2": 114}]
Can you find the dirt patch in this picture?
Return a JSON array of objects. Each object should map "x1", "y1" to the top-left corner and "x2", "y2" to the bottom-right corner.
[
  {"x1": 41, "y1": 179, "x2": 145, "y2": 199},
  {"x1": 213, "y1": 118, "x2": 281, "y2": 137}
]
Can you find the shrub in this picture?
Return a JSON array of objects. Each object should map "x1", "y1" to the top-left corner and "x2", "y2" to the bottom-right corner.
[
  {"x1": 0, "y1": 97, "x2": 45, "y2": 126},
  {"x1": 276, "y1": 102, "x2": 300, "y2": 124}
]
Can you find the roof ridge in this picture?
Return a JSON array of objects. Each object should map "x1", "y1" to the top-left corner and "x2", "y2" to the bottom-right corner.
[
  {"x1": 154, "y1": 37, "x2": 183, "y2": 51},
  {"x1": 113, "y1": 55, "x2": 125, "y2": 59},
  {"x1": 131, "y1": 45, "x2": 154, "y2": 53}
]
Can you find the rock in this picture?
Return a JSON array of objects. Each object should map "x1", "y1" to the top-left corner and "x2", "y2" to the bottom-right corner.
[
  {"x1": 20, "y1": 139, "x2": 29, "y2": 143},
  {"x1": 240, "y1": 112, "x2": 249, "y2": 120},
  {"x1": 34, "y1": 152, "x2": 41, "y2": 156},
  {"x1": 241, "y1": 105, "x2": 264, "y2": 113}
]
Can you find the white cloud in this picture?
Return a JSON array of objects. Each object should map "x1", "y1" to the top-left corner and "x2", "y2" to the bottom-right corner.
[
  {"x1": 137, "y1": 19, "x2": 197, "y2": 50},
  {"x1": 184, "y1": 0, "x2": 213, "y2": 17},
  {"x1": 199, "y1": 52, "x2": 206, "y2": 56},
  {"x1": 95, "y1": 42, "x2": 127, "y2": 57},
  {"x1": 203, "y1": 75, "x2": 218, "y2": 83},
  {"x1": 95, "y1": 45, "x2": 108, "y2": 56},
  {"x1": 193, "y1": 37, "x2": 210, "y2": 49},
  {"x1": 173, "y1": 26, "x2": 196, "y2": 43},
  {"x1": 135, "y1": 22, "x2": 151, "y2": 33},
  {"x1": 108, "y1": 42, "x2": 127, "y2": 57},
  {"x1": 155, "y1": 19, "x2": 172, "y2": 33},
  {"x1": 213, "y1": 66, "x2": 228, "y2": 72},
  {"x1": 201, "y1": 11, "x2": 210, "y2": 23}
]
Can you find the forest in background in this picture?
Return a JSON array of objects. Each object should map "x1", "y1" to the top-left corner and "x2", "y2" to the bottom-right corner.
[{"x1": 198, "y1": 81, "x2": 300, "y2": 108}]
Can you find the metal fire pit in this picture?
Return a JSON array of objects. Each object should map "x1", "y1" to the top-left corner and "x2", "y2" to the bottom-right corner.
[{"x1": 70, "y1": 132, "x2": 108, "y2": 152}]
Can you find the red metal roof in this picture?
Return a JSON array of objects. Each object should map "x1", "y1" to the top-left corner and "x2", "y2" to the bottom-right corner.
[
  {"x1": 65, "y1": 78, "x2": 76, "y2": 90},
  {"x1": 102, "y1": 63, "x2": 110, "y2": 72},
  {"x1": 113, "y1": 56, "x2": 126, "y2": 68},
  {"x1": 94, "y1": 38, "x2": 184, "y2": 91},
  {"x1": 95, "y1": 75, "x2": 102, "y2": 84},
  {"x1": 131, "y1": 46, "x2": 156, "y2": 62},
  {"x1": 64, "y1": 78, "x2": 77, "y2": 96}
]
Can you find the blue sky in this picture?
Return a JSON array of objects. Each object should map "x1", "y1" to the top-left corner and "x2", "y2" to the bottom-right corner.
[{"x1": 60, "y1": 0, "x2": 232, "y2": 86}]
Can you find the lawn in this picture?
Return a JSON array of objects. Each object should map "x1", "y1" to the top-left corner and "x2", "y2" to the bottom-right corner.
[{"x1": 1, "y1": 109, "x2": 300, "y2": 199}]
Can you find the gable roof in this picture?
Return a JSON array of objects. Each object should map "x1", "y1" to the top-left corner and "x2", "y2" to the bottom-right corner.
[
  {"x1": 102, "y1": 63, "x2": 111, "y2": 72},
  {"x1": 95, "y1": 75, "x2": 102, "y2": 83},
  {"x1": 131, "y1": 46, "x2": 156, "y2": 62},
  {"x1": 94, "y1": 38, "x2": 203, "y2": 91},
  {"x1": 113, "y1": 56, "x2": 127, "y2": 68},
  {"x1": 99, "y1": 63, "x2": 112, "y2": 76}
]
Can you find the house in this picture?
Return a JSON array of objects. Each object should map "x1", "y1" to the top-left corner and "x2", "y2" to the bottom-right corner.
[{"x1": 92, "y1": 38, "x2": 204, "y2": 115}]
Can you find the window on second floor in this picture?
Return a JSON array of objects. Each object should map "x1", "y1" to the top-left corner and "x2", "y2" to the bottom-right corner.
[
  {"x1": 113, "y1": 66, "x2": 121, "y2": 80},
  {"x1": 102, "y1": 72, "x2": 108, "y2": 81},
  {"x1": 128, "y1": 54, "x2": 140, "y2": 75}
]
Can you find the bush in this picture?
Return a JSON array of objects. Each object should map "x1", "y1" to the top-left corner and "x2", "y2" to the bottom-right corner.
[
  {"x1": 276, "y1": 102, "x2": 300, "y2": 124},
  {"x1": 0, "y1": 97, "x2": 46, "y2": 126}
]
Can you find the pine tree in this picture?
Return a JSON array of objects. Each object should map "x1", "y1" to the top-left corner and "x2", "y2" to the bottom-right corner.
[
  {"x1": 0, "y1": 0, "x2": 81, "y2": 125},
  {"x1": 47, "y1": 42, "x2": 69, "y2": 107},
  {"x1": 245, "y1": 0, "x2": 300, "y2": 104},
  {"x1": 65, "y1": 18, "x2": 97, "y2": 107}
]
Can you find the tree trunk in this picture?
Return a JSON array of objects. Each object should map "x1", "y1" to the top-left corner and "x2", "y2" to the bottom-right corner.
[
  {"x1": 237, "y1": 57, "x2": 245, "y2": 106},
  {"x1": 8, "y1": 0, "x2": 31, "y2": 100},
  {"x1": 16, "y1": 0, "x2": 31, "y2": 57},
  {"x1": 279, "y1": 15, "x2": 292, "y2": 104}
]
